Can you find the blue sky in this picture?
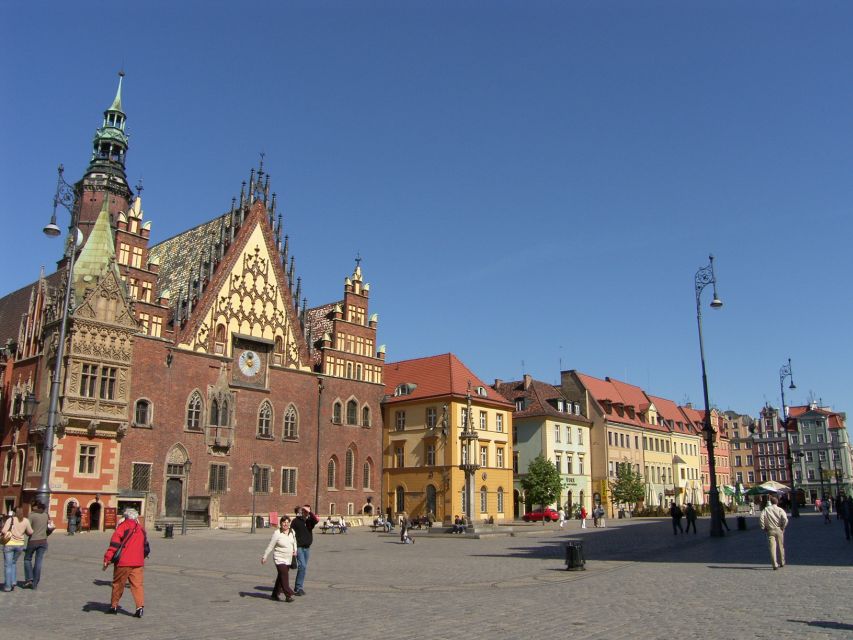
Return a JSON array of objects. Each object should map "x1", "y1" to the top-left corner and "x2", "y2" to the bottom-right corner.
[{"x1": 2, "y1": 1, "x2": 851, "y2": 417}]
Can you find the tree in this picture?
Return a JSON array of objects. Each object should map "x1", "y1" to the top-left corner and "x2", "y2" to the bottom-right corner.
[
  {"x1": 520, "y1": 455, "x2": 565, "y2": 520},
  {"x1": 609, "y1": 462, "x2": 646, "y2": 508}
]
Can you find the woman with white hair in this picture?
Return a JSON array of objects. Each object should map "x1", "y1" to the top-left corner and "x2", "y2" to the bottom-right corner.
[{"x1": 102, "y1": 508, "x2": 149, "y2": 617}]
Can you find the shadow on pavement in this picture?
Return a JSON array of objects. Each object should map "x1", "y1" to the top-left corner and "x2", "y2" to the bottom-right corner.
[
  {"x1": 788, "y1": 620, "x2": 853, "y2": 631},
  {"x1": 82, "y1": 601, "x2": 129, "y2": 614},
  {"x1": 239, "y1": 590, "x2": 275, "y2": 600},
  {"x1": 472, "y1": 514, "x2": 850, "y2": 567}
]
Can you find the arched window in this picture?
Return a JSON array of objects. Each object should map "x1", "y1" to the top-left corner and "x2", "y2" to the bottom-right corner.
[
  {"x1": 356, "y1": 364, "x2": 362, "y2": 380},
  {"x1": 395, "y1": 486, "x2": 405, "y2": 513},
  {"x1": 283, "y1": 405, "x2": 298, "y2": 439},
  {"x1": 257, "y1": 401, "x2": 272, "y2": 438},
  {"x1": 186, "y1": 392, "x2": 203, "y2": 431},
  {"x1": 332, "y1": 401, "x2": 342, "y2": 424},
  {"x1": 210, "y1": 399, "x2": 220, "y2": 427},
  {"x1": 345, "y1": 448, "x2": 355, "y2": 488},
  {"x1": 14, "y1": 450, "x2": 25, "y2": 484},
  {"x1": 3, "y1": 451, "x2": 12, "y2": 484},
  {"x1": 134, "y1": 399, "x2": 151, "y2": 427},
  {"x1": 480, "y1": 486, "x2": 488, "y2": 513},
  {"x1": 497, "y1": 487, "x2": 505, "y2": 513},
  {"x1": 327, "y1": 458, "x2": 337, "y2": 489},
  {"x1": 346, "y1": 400, "x2": 358, "y2": 425},
  {"x1": 361, "y1": 405, "x2": 371, "y2": 427},
  {"x1": 220, "y1": 400, "x2": 229, "y2": 427},
  {"x1": 362, "y1": 460, "x2": 372, "y2": 490}
]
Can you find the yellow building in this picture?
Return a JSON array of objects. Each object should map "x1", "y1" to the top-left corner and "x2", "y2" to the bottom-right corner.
[
  {"x1": 651, "y1": 396, "x2": 704, "y2": 506},
  {"x1": 382, "y1": 354, "x2": 514, "y2": 524}
]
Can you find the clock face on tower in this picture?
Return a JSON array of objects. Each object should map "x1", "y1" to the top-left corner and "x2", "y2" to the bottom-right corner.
[
  {"x1": 232, "y1": 338, "x2": 269, "y2": 389},
  {"x1": 238, "y1": 350, "x2": 261, "y2": 377}
]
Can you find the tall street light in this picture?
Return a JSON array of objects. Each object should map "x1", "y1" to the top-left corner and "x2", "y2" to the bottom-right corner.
[
  {"x1": 458, "y1": 384, "x2": 480, "y2": 529},
  {"x1": 37, "y1": 165, "x2": 79, "y2": 509},
  {"x1": 695, "y1": 255, "x2": 724, "y2": 537},
  {"x1": 251, "y1": 462, "x2": 260, "y2": 533},
  {"x1": 779, "y1": 358, "x2": 799, "y2": 517},
  {"x1": 181, "y1": 458, "x2": 192, "y2": 535}
]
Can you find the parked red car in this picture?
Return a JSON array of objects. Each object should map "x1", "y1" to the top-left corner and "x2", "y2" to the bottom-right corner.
[{"x1": 522, "y1": 507, "x2": 560, "y2": 522}]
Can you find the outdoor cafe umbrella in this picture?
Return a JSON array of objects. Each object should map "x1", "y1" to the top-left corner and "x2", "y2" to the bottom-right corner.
[{"x1": 745, "y1": 481, "x2": 791, "y2": 496}]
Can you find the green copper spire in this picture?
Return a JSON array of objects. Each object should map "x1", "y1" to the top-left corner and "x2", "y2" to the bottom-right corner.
[
  {"x1": 109, "y1": 70, "x2": 124, "y2": 112},
  {"x1": 74, "y1": 196, "x2": 117, "y2": 290},
  {"x1": 85, "y1": 72, "x2": 129, "y2": 182}
]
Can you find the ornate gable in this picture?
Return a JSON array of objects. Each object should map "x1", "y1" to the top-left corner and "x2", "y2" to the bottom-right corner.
[{"x1": 178, "y1": 213, "x2": 309, "y2": 371}]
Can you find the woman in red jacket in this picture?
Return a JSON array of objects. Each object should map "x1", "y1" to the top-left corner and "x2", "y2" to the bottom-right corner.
[{"x1": 102, "y1": 508, "x2": 149, "y2": 617}]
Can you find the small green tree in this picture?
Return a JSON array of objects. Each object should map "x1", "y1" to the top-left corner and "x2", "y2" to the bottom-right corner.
[
  {"x1": 609, "y1": 462, "x2": 646, "y2": 509},
  {"x1": 520, "y1": 455, "x2": 565, "y2": 522}
]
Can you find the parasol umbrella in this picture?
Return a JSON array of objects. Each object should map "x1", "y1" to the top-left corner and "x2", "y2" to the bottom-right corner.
[{"x1": 759, "y1": 480, "x2": 790, "y2": 493}]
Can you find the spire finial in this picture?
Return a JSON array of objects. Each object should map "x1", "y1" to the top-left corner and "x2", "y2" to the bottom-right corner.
[
  {"x1": 258, "y1": 151, "x2": 265, "y2": 175},
  {"x1": 355, "y1": 252, "x2": 362, "y2": 268},
  {"x1": 110, "y1": 70, "x2": 125, "y2": 112},
  {"x1": 135, "y1": 178, "x2": 144, "y2": 197}
]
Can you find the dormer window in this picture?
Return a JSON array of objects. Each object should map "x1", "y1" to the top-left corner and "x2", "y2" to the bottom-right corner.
[
  {"x1": 394, "y1": 383, "x2": 417, "y2": 397},
  {"x1": 475, "y1": 386, "x2": 487, "y2": 397},
  {"x1": 515, "y1": 398, "x2": 525, "y2": 412}
]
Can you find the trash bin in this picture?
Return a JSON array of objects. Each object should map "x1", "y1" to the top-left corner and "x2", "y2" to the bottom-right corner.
[
  {"x1": 164, "y1": 523, "x2": 174, "y2": 538},
  {"x1": 565, "y1": 540, "x2": 586, "y2": 571},
  {"x1": 256, "y1": 515, "x2": 265, "y2": 530},
  {"x1": 737, "y1": 516, "x2": 746, "y2": 531}
]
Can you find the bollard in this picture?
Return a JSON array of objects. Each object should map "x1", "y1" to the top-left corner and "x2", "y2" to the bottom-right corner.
[{"x1": 565, "y1": 540, "x2": 586, "y2": 571}]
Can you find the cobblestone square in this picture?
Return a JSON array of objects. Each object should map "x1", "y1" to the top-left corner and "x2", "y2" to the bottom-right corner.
[{"x1": 1, "y1": 513, "x2": 850, "y2": 640}]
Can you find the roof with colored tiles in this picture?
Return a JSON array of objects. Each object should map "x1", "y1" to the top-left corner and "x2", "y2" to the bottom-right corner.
[
  {"x1": 494, "y1": 377, "x2": 592, "y2": 423},
  {"x1": 788, "y1": 405, "x2": 846, "y2": 430}
]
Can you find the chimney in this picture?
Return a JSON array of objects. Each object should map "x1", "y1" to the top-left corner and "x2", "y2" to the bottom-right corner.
[
  {"x1": 523, "y1": 374, "x2": 532, "y2": 391},
  {"x1": 493, "y1": 379, "x2": 503, "y2": 389}
]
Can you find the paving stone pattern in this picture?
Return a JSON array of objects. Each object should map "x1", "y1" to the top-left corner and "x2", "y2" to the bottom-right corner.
[{"x1": 0, "y1": 512, "x2": 850, "y2": 639}]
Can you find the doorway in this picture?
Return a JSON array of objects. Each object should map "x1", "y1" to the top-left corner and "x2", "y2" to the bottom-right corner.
[
  {"x1": 89, "y1": 502, "x2": 102, "y2": 531},
  {"x1": 425, "y1": 484, "x2": 437, "y2": 516},
  {"x1": 165, "y1": 478, "x2": 183, "y2": 517}
]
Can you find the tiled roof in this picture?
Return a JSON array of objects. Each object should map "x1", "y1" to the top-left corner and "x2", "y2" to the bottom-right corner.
[
  {"x1": 649, "y1": 395, "x2": 696, "y2": 435},
  {"x1": 384, "y1": 353, "x2": 512, "y2": 407},
  {"x1": 303, "y1": 301, "x2": 338, "y2": 368},
  {"x1": 494, "y1": 378, "x2": 591, "y2": 423},
  {"x1": 575, "y1": 372, "x2": 648, "y2": 429},
  {"x1": 788, "y1": 405, "x2": 846, "y2": 430},
  {"x1": 148, "y1": 212, "x2": 234, "y2": 302},
  {"x1": 0, "y1": 271, "x2": 63, "y2": 345}
]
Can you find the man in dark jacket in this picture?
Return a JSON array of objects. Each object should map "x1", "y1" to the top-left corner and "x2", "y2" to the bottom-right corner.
[
  {"x1": 103, "y1": 508, "x2": 149, "y2": 617},
  {"x1": 291, "y1": 504, "x2": 318, "y2": 596},
  {"x1": 670, "y1": 502, "x2": 684, "y2": 535}
]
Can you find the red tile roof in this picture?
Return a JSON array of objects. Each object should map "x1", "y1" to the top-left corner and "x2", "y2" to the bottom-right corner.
[
  {"x1": 575, "y1": 372, "x2": 649, "y2": 429},
  {"x1": 788, "y1": 405, "x2": 846, "y2": 430},
  {"x1": 495, "y1": 378, "x2": 592, "y2": 423},
  {"x1": 649, "y1": 395, "x2": 697, "y2": 435},
  {"x1": 384, "y1": 353, "x2": 512, "y2": 408}
]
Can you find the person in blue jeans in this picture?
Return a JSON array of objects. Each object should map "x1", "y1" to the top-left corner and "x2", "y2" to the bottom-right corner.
[
  {"x1": 290, "y1": 504, "x2": 318, "y2": 596},
  {"x1": 24, "y1": 501, "x2": 51, "y2": 589},
  {"x1": 2, "y1": 507, "x2": 32, "y2": 591}
]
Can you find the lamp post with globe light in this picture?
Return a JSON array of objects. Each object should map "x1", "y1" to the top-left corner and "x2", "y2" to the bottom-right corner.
[{"x1": 694, "y1": 255, "x2": 724, "y2": 537}]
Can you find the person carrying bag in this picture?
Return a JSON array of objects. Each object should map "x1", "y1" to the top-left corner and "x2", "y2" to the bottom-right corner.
[{"x1": 102, "y1": 508, "x2": 149, "y2": 617}]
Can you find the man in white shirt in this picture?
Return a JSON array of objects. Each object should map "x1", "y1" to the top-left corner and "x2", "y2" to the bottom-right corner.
[{"x1": 759, "y1": 495, "x2": 789, "y2": 570}]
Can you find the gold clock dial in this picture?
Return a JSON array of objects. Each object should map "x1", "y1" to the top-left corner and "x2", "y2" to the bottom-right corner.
[{"x1": 238, "y1": 350, "x2": 261, "y2": 377}]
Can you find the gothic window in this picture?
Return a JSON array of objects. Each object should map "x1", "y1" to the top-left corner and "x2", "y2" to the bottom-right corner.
[
  {"x1": 253, "y1": 466, "x2": 271, "y2": 494},
  {"x1": 327, "y1": 458, "x2": 337, "y2": 489},
  {"x1": 131, "y1": 463, "x2": 152, "y2": 492},
  {"x1": 99, "y1": 367, "x2": 117, "y2": 400},
  {"x1": 186, "y1": 392, "x2": 203, "y2": 431},
  {"x1": 281, "y1": 467, "x2": 297, "y2": 494},
  {"x1": 210, "y1": 399, "x2": 220, "y2": 427},
  {"x1": 257, "y1": 401, "x2": 273, "y2": 438},
  {"x1": 396, "y1": 486, "x2": 405, "y2": 513},
  {"x1": 2, "y1": 452, "x2": 12, "y2": 485},
  {"x1": 332, "y1": 401, "x2": 342, "y2": 425},
  {"x1": 346, "y1": 400, "x2": 358, "y2": 425},
  {"x1": 283, "y1": 405, "x2": 298, "y2": 439},
  {"x1": 14, "y1": 450, "x2": 24, "y2": 484},
  {"x1": 134, "y1": 399, "x2": 152, "y2": 427},
  {"x1": 480, "y1": 486, "x2": 488, "y2": 513},
  {"x1": 209, "y1": 464, "x2": 228, "y2": 493},
  {"x1": 273, "y1": 336, "x2": 284, "y2": 365},
  {"x1": 345, "y1": 448, "x2": 355, "y2": 488},
  {"x1": 361, "y1": 406, "x2": 371, "y2": 427},
  {"x1": 80, "y1": 364, "x2": 97, "y2": 398},
  {"x1": 362, "y1": 459, "x2": 372, "y2": 490},
  {"x1": 497, "y1": 487, "x2": 505, "y2": 513}
]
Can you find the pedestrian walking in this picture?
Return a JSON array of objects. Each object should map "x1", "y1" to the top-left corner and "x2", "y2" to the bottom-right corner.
[
  {"x1": 102, "y1": 508, "x2": 149, "y2": 617},
  {"x1": 2, "y1": 506, "x2": 32, "y2": 591},
  {"x1": 749, "y1": 501, "x2": 755, "y2": 516},
  {"x1": 670, "y1": 502, "x2": 684, "y2": 535},
  {"x1": 595, "y1": 506, "x2": 606, "y2": 528},
  {"x1": 838, "y1": 495, "x2": 852, "y2": 541},
  {"x1": 23, "y1": 501, "x2": 52, "y2": 590},
  {"x1": 291, "y1": 504, "x2": 318, "y2": 596},
  {"x1": 67, "y1": 504, "x2": 81, "y2": 535},
  {"x1": 261, "y1": 515, "x2": 297, "y2": 602},
  {"x1": 821, "y1": 499, "x2": 831, "y2": 524},
  {"x1": 558, "y1": 508, "x2": 566, "y2": 529},
  {"x1": 759, "y1": 496, "x2": 788, "y2": 569},
  {"x1": 580, "y1": 506, "x2": 587, "y2": 529},
  {"x1": 719, "y1": 503, "x2": 730, "y2": 532},
  {"x1": 684, "y1": 503, "x2": 698, "y2": 534}
]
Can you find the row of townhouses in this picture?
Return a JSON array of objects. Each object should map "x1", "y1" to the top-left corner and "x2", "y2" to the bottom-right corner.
[{"x1": 0, "y1": 77, "x2": 848, "y2": 529}]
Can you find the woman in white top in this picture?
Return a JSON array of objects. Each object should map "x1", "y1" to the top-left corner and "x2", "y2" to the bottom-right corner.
[
  {"x1": 261, "y1": 515, "x2": 297, "y2": 602},
  {"x1": 2, "y1": 506, "x2": 33, "y2": 591}
]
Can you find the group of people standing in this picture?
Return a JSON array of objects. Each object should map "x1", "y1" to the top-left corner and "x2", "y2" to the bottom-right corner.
[{"x1": 669, "y1": 502, "x2": 699, "y2": 535}]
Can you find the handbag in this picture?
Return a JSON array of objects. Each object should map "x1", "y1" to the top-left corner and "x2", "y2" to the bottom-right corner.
[
  {"x1": 289, "y1": 555, "x2": 297, "y2": 570},
  {"x1": 46, "y1": 520, "x2": 55, "y2": 537},
  {"x1": 110, "y1": 524, "x2": 138, "y2": 565}
]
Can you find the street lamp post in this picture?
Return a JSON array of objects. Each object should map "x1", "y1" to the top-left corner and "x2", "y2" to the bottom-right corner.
[
  {"x1": 37, "y1": 165, "x2": 79, "y2": 510},
  {"x1": 251, "y1": 462, "x2": 260, "y2": 533},
  {"x1": 817, "y1": 461, "x2": 826, "y2": 502},
  {"x1": 458, "y1": 385, "x2": 480, "y2": 529},
  {"x1": 779, "y1": 358, "x2": 799, "y2": 516},
  {"x1": 694, "y1": 255, "x2": 724, "y2": 537},
  {"x1": 181, "y1": 459, "x2": 192, "y2": 535}
]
